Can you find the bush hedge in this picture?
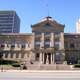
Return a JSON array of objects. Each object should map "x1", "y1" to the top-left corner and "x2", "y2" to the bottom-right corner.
[
  {"x1": 0, "y1": 60, "x2": 18, "y2": 65},
  {"x1": 12, "y1": 63, "x2": 20, "y2": 67},
  {"x1": 23, "y1": 65, "x2": 27, "y2": 69},
  {"x1": 74, "y1": 64, "x2": 80, "y2": 68}
]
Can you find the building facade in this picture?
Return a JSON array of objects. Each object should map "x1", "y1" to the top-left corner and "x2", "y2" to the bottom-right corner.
[
  {"x1": 64, "y1": 33, "x2": 80, "y2": 64},
  {"x1": 0, "y1": 11, "x2": 20, "y2": 33},
  {"x1": 0, "y1": 16, "x2": 79, "y2": 65}
]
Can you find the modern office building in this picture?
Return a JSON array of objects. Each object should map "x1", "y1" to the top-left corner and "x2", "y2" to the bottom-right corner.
[
  {"x1": 0, "y1": 16, "x2": 80, "y2": 68},
  {"x1": 0, "y1": 11, "x2": 20, "y2": 33}
]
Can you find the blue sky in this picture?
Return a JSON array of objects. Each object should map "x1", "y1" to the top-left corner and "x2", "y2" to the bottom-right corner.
[{"x1": 0, "y1": 0, "x2": 80, "y2": 33}]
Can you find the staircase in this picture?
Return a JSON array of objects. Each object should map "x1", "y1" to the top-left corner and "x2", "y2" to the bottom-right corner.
[{"x1": 27, "y1": 63, "x2": 71, "y2": 70}]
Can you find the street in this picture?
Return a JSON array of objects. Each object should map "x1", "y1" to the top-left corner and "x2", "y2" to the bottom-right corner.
[{"x1": 0, "y1": 70, "x2": 80, "y2": 80}]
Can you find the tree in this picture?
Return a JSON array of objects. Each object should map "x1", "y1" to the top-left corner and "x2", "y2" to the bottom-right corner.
[{"x1": 0, "y1": 52, "x2": 3, "y2": 72}]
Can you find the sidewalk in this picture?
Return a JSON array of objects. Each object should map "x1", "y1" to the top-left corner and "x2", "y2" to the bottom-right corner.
[{"x1": 1, "y1": 70, "x2": 80, "y2": 72}]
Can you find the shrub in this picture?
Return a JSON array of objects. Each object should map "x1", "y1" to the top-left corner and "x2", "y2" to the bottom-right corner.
[
  {"x1": 0, "y1": 60, "x2": 18, "y2": 65},
  {"x1": 23, "y1": 65, "x2": 27, "y2": 70},
  {"x1": 78, "y1": 60, "x2": 80, "y2": 64},
  {"x1": 74, "y1": 64, "x2": 80, "y2": 68},
  {"x1": 12, "y1": 63, "x2": 20, "y2": 67}
]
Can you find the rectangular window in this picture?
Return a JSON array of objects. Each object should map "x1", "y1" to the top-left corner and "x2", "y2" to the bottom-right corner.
[
  {"x1": 55, "y1": 32, "x2": 60, "y2": 38},
  {"x1": 10, "y1": 53, "x2": 14, "y2": 58},
  {"x1": 45, "y1": 44, "x2": 50, "y2": 48},
  {"x1": 35, "y1": 32, "x2": 41, "y2": 35},
  {"x1": 16, "y1": 53, "x2": 19, "y2": 58},
  {"x1": 7, "y1": 44, "x2": 9, "y2": 48},
  {"x1": 21, "y1": 53, "x2": 25, "y2": 58},
  {"x1": 5, "y1": 53, "x2": 8, "y2": 58},
  {"x1": 35, "y1": 44, "x2": 40, "y2": 48}
]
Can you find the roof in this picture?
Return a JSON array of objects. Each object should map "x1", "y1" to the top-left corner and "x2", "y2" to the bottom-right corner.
[
  {"x1": 64, "y1": 33, "x2": 80, "y2": 35},
  {"x1": 0, "y1": 33, "x2": 32, "y2": 36},
  {"x1": 31, "y1": 16, "x2": 65, "y2": 27},
  {"x1": 0, "y1": 10, "x2": 16, "y2": 14}
]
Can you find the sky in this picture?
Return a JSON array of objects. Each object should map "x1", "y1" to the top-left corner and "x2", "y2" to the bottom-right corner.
[{"x1": 0, "y1": 0, "x2": 80, "y2": 33}]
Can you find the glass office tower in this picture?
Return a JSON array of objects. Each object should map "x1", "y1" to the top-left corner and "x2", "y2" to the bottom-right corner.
[{"x1": 0, "y1": 11, "x2": 20, "y2": 33}]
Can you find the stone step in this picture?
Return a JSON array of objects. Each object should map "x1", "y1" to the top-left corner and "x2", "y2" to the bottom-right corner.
[{"x1": 27, "y1": 64, "x2": 72, "y2": 70}]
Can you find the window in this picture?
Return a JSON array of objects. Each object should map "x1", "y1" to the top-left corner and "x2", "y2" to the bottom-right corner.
[
  {"x1": 44, "y1": 32, "x2": 50, "y2": 35},
  {"x1": 44, "y1": 38, "x2": 50, "y2": 48},
  {"x1": 10, "y1": 53, "x2": 14, "y2": 58},
  {"x1": 11, "y1": 44, "x2": 15, "y2": 48},
  {"x1": 70, "y1": 43, "x2": 75, "y2": 48},
  {"x1": 45, "y1": 38, "x2": 50, "y2": 42},
  {"x1": 5, "y1": 52, "x2": 8, "y2": 58},
  {"x1": 35, "y1": 44, "x2": 40, "y2": 48},
  {"x1": 44, "y1": 44, "x2": 50, "y2": 48},
  {"x1": 55, "y1": 32, "x2": 60, "y2": 38},
  {"x1": 35, "y1": 41, "x2": 40, "y2": 45},
  {"x1": 43, "y1": 23, "x2": 52, "y2": 29},
  {"x1": 35, "y1": 32, "x2": 41, "y2": 35},
  {"x1": 55, "y1": 42, "x2": 60, "y2": 50},
  {"x1": 16, "y1": 53, "x2": 19, "y2": 58},
  {"x1": 21, "y1": 44, "x2": 26, "y2": 48},
  {"x1": 1, "y1": 44, "x2": 5, "y2": 48},
  {"x1": 55, "y1": 53, "x2": 61, "y2": 63},
  {"x1": 21, "y1": 53, "x2": 25, "y2": 58},
  {"x1": 7, "y1": 44, "x2": 9, "y2": 48}
]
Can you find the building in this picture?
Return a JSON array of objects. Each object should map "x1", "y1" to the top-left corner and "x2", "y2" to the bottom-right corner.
[
  {"x1": 0, "y1": 16, "x2": 80, "y2": 66},
  {"x1": 64, "y1": 33, "x2": 80, "y2": 64},
  {"x1": 76, "y1": 19, "x2": 80, "y2": 33},
  {"x1": 0, "y1": 11, "x2": 20, "y2": 33}
]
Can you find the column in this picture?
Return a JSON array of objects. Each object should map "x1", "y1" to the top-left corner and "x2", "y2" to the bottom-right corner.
[
  {"x1": 13, "y1": 52, "x2": 15, "y2": 59},
  {"x1": 60, "y1": 32, "x2": 65, "y2": 63},
  {"x1": 42, "y1": 53, "x2": 44, "y2": 64},
  {"x1": 2, "y1": 53, "x2": 4, "y2": 59},
  {"x1": 32, "y1": 32, "x2": 35, "y2": 49},
  {"x1": 50, "y1": 33, "x2": 54, "y2": 47},
  {"x1": 46, "y1": 54, "x2": 48, "y2": 64},
  {"x1": 51, "y1": 53, "x2": 52, "y2": 64},
  {"x1": 60, "y1": 32, "x2": 64, "y2": 50},
  {"x1": 19, "y1": 52, "x2": 21, "y2": 59},
  {"x1": 52, "y1": 53, "x2": 55, "y2": 64},
  {"x1": 50, "y1": 33, "x2": 55, "y2": 64},
  {"x1": 40, "y1": 53, "x2": 42, "y2": 64},
  {"x1": 40, "y1": 33, "x2": 44, "y2": 48},
  {"x1": 8, "y1": 52, "x2": 10, "y2": 59}
]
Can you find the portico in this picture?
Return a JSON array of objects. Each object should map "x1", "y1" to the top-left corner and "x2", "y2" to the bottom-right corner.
[
  {"x1": 31, "y1": 16, "x2": 65, "y2": 64},
  {"x1": 33, "y1": 48, "x2": 55, "y2": 64}
]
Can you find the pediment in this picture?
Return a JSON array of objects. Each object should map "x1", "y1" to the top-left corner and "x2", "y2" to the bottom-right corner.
[{"x1": 32, "y1": 17, "x2": 65, "y2": 32}]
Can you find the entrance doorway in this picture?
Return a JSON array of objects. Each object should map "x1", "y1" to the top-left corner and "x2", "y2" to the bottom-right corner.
[
  {"x1": 55, "y1": 52, "x2": 62, "y2": 64},
  {"x1": 44, "y1": 53, "x2": 51, "y2": 64}
]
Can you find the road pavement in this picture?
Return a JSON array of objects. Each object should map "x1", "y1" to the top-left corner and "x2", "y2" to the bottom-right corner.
[{"x1": 0, "y1": 70, "x2": 80, "y2": 80}]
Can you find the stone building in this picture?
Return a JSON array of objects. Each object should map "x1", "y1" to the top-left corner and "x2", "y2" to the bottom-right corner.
[
  {"x1": 64, "y1": 33, "x2": 80, "y2": 64},
  {"x1": 0, "y1": 16, "x2": 79, "y2": 65}
]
